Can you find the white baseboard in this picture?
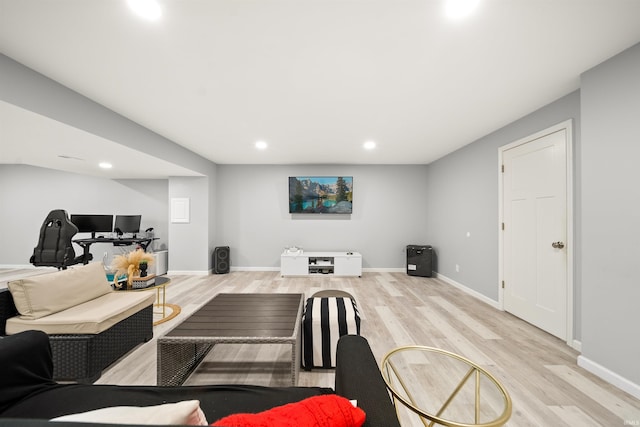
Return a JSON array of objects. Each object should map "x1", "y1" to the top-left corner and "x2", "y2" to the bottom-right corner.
[
  {"x1": 434, "y1": 276, "x2": 581, "y2": 351},
  {"x1": 166, "y1": 270, "x2": 209, "y2": 276},
  {"x1": 2, "y1": 265, "x2": 208, "y2": 276},
  {"x1": 435, "y1": 272, "x2": 500, "y2": 310},
  {"x1": 1, "y1": 265, "x2": 209, "y2": 276},
  {"x1": 0, "y1": 264, "x2": 39, "y2": 269},
  {"x1": 572, "y1": 339, "x2": 582, "y2": 352},
  {"x1": 577, "y1": 355, "x2": 640, "y2": 400},
  {"x1": 230, "y1": 267, "x2": 406, "y2": 273},
  {"x1": 435, "y1": 274, "x2": 639, "y2": 400},
  {"x1": 3, "y1": 265, "x2": 403, "y2": 274},
  {"x1": 230, "y1": 267, "x2": 280, "y2": 272}
]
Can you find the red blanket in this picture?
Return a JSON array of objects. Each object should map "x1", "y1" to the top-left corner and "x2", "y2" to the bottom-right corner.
[{"x1": 211, "y1": 395, "x2": 366, "y2": 427}]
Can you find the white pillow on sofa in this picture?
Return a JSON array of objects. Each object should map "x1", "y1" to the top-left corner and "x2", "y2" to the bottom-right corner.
[
  {"x1": 51, "y1": 400, "x2": 208, "y2": 425},
  {"x1": 8, "y1": 262, "x2": 112, "y2": 319}
]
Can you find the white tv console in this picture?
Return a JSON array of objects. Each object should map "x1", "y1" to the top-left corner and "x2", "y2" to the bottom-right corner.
[{"x1": 280, "y1": 251, "x2": 362, "y2": 277}]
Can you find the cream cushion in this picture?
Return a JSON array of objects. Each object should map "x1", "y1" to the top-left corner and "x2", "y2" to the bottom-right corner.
[
  {"x1": 51, "y1": 400, "x2": 208, "y2": 425},
  {"x1": 7, "y1": 262, "x2": 112, "y2": 320},
  {"x1": 6, "y1": 291, "x2": 155, "y2": 335}
]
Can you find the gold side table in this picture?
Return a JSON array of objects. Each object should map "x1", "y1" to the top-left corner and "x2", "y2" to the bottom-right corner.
[
  {"x1": 118, "y1": 276, "x2": 178, "y2": 325},
  {"x1": 381, "y1": 346, "x2": 512, "y2": 427}
]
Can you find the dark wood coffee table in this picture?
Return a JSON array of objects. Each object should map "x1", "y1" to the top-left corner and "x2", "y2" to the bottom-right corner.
[{"x1": 157, "y1": 293, "x2": 304, "y2": 386}]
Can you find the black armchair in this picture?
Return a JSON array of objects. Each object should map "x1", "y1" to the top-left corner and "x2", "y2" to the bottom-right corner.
[{"x1": 29, "y1": 210, "x2": 89, "y2": 269}]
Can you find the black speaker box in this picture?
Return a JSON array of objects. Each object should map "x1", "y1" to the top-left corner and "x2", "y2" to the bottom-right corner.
[{"x1": 213, "y1": 246, "x2": 230, "y2": 274}]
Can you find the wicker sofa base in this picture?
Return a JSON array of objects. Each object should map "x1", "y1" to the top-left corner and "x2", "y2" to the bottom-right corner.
[
  {"x1": 50, "y1": 305, "x2": 153, "y2": 383},
  {"x1": 0, "y1": 288, "x2": 153, "y2": 384}
]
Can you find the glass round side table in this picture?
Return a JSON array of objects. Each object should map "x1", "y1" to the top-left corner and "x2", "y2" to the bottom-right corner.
[
  {"x1": 115, "y1": 276, "x2": 179, "y2": 325},
  {"x1": 381, "y1": 346, "x2": 512, "y2": 427}
]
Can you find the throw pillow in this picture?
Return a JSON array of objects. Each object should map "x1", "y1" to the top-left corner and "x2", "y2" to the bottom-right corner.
[
  {"x1": 51, "y1": 400, "x2": 207, "y2": 425},
  {"x1": 8, "y1": 262, "x2": 112, "y2": 319},
  {"x1": 211, "y1": 394, "x2": 365, "y2": 427}
]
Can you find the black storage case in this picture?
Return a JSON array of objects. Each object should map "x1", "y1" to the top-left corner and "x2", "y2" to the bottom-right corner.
[{"x1": 406, "y1": 245, "x2": 433, "y2": 277}]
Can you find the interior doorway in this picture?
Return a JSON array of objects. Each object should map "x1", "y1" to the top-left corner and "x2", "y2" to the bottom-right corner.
[{"x1": 499, "y1": 120, "x2": 573, "y2": 344}]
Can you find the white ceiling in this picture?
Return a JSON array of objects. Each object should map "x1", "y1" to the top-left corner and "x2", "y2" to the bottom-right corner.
[{"x1": 1, "y1": 0, "x2": 640, "y2": 178}]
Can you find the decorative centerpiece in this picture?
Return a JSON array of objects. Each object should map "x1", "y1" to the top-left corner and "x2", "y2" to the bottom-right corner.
[{"x1": 111, "y1": 249, "x2": 155, "y2": 289}]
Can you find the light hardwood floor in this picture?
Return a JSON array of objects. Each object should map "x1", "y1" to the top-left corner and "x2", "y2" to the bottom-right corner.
[{"x1": 2, "y1": 269, "x2": 639, "y2": 426}]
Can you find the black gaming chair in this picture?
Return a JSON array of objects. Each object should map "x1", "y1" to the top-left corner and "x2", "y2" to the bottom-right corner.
[{"x1": 30, "y1": 210, "x2": 89, "y2": 269}]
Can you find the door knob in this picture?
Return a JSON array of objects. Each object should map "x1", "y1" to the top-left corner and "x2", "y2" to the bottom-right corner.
[{"x1": 551, "y1": 241, "x2": 565, "y2": 249}]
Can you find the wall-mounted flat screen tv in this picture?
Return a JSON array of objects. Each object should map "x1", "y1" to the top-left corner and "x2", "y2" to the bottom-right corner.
[{"x1": 289, "y1": 176, "x2": 353, "y2": 214}]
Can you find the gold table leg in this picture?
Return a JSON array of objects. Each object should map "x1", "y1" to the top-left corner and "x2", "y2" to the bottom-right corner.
[{"x1": 154, "y1": 284, "x2": 166, "y2": 318}]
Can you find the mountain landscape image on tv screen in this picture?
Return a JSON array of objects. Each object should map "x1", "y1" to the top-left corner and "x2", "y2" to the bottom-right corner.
[{"x1": 289, "y1": 176, "x2": 353, "y2": 214}]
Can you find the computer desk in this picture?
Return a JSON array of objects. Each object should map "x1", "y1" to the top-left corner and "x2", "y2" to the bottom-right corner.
[{"x1": 73, "y1": 236, "x2": 159, "y2": 264}]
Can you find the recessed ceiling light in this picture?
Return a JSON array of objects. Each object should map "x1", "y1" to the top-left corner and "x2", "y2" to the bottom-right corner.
[
  {"x1": 127, "y1": 0, "x2": 162, "y2": 21},
  {"x1": 444, "y1": 0, "x2": 480, "y2": 20},
  {"x1": 99, "y1": 162, "x2": 113, "y2": 169},
  {"x1": 255, "y1": 140, "x2": 268, "y2": 150},
  {"x1": 363, "y1": 141, "x2": 376, "y2": 150}
]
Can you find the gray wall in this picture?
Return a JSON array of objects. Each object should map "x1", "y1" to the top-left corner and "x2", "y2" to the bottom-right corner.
[
  {"x1": 580, "y1": 42, "x2": 640, "y2": 385},
  {"x1": 0, "y1": 55, "x2": 218, "y2": 273},
  {"x1": 0, "y1": 164, "x2": 168, "y2": 266},
  {"x1": 216, "y1": 165, "x2": 429, "y2": 269},
  {"x1": 168, "y1": 176, "x2": 215, "y2": 273},
  {"x1": 425, "y1": 91, "x2": 581, "y2": 327}
]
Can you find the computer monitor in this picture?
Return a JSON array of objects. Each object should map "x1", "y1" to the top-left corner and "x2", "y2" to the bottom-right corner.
[
  {"x1": 70, "y1": 214, "x2": 114, "y2": 238},
  {"x1": 114, "y1": 215, "x2": 142, "y2": 236}
]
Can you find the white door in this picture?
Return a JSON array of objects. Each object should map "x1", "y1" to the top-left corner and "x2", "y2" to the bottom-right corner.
[{"x1": 502, "y1": 128, "x2": 568, "y2": 340}]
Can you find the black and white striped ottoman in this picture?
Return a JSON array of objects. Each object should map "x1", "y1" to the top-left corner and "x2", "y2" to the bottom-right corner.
[{"x1": 302, "y1": 295, "x2": 361, "y2": 370}]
